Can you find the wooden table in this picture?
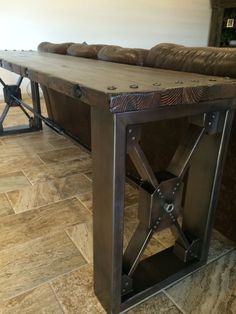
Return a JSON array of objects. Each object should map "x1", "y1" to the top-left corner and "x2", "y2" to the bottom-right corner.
[{"x1": 0, "y1": 51, "x2": 236, "y2": 313}]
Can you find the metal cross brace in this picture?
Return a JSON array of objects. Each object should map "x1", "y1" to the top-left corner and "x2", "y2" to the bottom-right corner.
[{"x1": 122, "y1": 112, "x2": 222, "y2": 285}]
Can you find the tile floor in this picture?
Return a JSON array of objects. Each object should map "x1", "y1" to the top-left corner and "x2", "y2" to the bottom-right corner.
[{"x1": 0, "y1": 98, "x2": 235, "y2": 313}]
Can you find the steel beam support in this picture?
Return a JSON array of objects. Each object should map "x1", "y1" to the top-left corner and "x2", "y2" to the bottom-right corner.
[{"x1": 91, "y1": 107, "x2": 126, "y2": 314}]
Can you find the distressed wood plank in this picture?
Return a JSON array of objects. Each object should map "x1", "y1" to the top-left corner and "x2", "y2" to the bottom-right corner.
[{"x1": 0, "y1": 51, "x2": 236, "y2": 112}]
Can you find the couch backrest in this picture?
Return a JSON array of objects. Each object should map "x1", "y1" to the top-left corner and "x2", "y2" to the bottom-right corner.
[
  {"x1": 37, "y1": 41, "x2": 236, "y2": 78},
  {"x1": 146, "y1": 43, "x2": 236, "y2": 78},
  {"x1": 37, "y1": 42, "x2": 149, "y2": 66}
]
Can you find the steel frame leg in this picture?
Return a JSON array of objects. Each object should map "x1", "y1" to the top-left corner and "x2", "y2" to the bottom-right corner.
[
  {"x1": 91, "y1": 107, "x2": 126, "y2": 313},
  {"x1": 91, "y1": 105, "x2": 234, "y2": 314},
  {"x1": 30, "y1": 81, "x2": 43, "y2": 130},
  {"x1": 182, "y1": 110, "x2": 235, "y2": 261}
]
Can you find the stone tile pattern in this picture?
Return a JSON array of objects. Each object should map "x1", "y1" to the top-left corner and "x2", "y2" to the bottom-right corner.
[{"x1": 0, "y1": 99, "x2": 235, "y2": 313}]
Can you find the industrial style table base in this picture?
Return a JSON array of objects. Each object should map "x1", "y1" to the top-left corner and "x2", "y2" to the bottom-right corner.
[
  {"x1": 0, "y1": 51, "x2": 235, "y2": 313},
  {"x1": 91, "y1": 104, "x2": 234, "y2": 313},
  {"x1": 0, "y1": 78, "x2": 42, "y2": 136}
]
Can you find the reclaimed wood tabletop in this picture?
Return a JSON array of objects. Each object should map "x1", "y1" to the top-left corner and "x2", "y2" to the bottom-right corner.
[{"x1": 0, "y1": 50, "x2": 236, "y2": 113}]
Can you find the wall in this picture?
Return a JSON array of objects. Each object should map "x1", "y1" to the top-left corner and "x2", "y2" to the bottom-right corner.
[{"x1": 0, "y1": 0, "x2": 212, "y2": 94}]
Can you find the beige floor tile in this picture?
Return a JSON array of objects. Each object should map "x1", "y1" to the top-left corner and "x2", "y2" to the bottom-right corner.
[
  {"x1": 24, "y1": 157, "x2": 92, "y2": 184},
  {"x1": 7, "y1": 181, "x2": 60, "y2": 213},
  {"x1": 127, "y1": 293, "x2": 182, "y2": 313},
  {"x1": 0, "y1": 198, "x2": 90, "y2": 252},
  {"x1": 7, "y1": 173, "x2": 92, "y2": 213},
  {"x1": 124, "y1": 203, "x2": 138, "y2": 220},
  {"x1": 0, "y1": 140, "x2": 55, "y2": 156},
  {"x1": 154, "y1": 227, "x2": 176, "y2": 248},
  {"x1": 67, "y1": 220, "x2": 93, "y2": 264},
  {"x1": 1, "y1": 129, "x2": 59, "y2": 144},
  {"x1": 0, "y1": 231, "x2": 86, "y2": 303},
  {"x1": 37, "y1": 147, "x2": 86, "y2": 164},
  {"x1": 0, "y1": 171, "x2": 30, "y2": 193},
  {"x1": 208, "y1": 229, "x2": 236, "y2": 262},
  {"x1": 48, "y1": 137, "x2": 75, "y2": 149},
  {"x1": 142, "y1": 237, "x2": 166, "y2": 259},
  {"x1": 52, "y1": 172, "x2": 92, "y2": 198},
  {"x1": 124, "y1": 184, "x2": 139, "y2": 208},
  {"x1": 1, "y1": 131, "x2": 58, "y2": 146},
  {"x1": 77, "y1": 192, "x2": 93, "y2": 211},
  {"x1": 1, "y1": 130, "x2": 72, "y2": 153},
  {"x1": 77, "y1": 184, "x2": 139, "y2": 213},
  {"x1": 166, "y1": 250, "x2": 236, "y2": 314},
  {"x1": 3, "y1": 108, "x2": 29, "y2": 128},
  {"x1": 0, "y1": 284, "x2": 63, "y2": 314},
  {"x1": 0, "y1": 193, "x2": 14, "y2": 217},
  {"x1": 51, "y1": 264, "x2": 105, "y2": 314},
  {"x1": 83, "y1": 170, "x2": 92, "y2": 180},
  {"x1": 0, "y1": 155, "x2": 43, "y2": 175}
]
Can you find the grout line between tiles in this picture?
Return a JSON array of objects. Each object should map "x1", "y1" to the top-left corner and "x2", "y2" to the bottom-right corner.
[
  {"x1": 35, "y1": 153, "x2": 52, "y2": 166},
  {"x1": 49, "y1": 282, "x2": 66, "y2": 314},
  {"x1": 158, "y1": 248, "x2": 236, "y2": 304},
  {"x1": 5, "y1": 172, "x2": 92, "y2": 213},
  {"x1": 0, "y1": 217, "x2": 91, "y2": 255},
  {"x1": 82, "y1": 172, "x2": 92, "y2": 182},
  {"x1": 2, "y1": 191, "x2": 14, "y2": 210},
  {"x1": 76, "y1": 195, "x2": 93, "y2": 214},
  {"x1": 163, "y1": 290, "x2": 186, "y2": 314},
  {"x1": 4, "y1": 192, "x2": 17, "y2": 214},
  {"x1": 120, "y1": 290, "x2": 166, "y2": 314},
  {"x1": 207, "y1": 247, "x2": 236, "y2": 265},
  {"x1": 21, "y1": 168, "x2": 34, "y2": 186},
  {"x1": 0, "y1": 262, "x2": 89, "y2": 306},
  {"x1": 65, "y1": 228, "x2": 92, "y2": 265},
  {"x1": 9, "y1": 193, "x2": 89, "y2": 216}
]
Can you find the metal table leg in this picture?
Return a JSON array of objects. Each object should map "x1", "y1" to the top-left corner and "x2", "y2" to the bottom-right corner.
[
  {"x1": 91, "y1": 105, "x2": 234, "y2": 314},
  {"x1": 91, "y1": 107, "x2": 126, "y2": 313}
]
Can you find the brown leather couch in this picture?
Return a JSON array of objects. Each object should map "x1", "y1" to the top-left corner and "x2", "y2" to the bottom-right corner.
[{"x1": 38, "y1": 41, "x2": 236, "y2": 242}]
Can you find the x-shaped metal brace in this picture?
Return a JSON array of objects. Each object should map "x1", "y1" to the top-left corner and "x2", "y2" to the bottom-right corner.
[
  {"x1": 0, "y1": 76, "x2": 43, "y2": 134},
  {"x1": 0, "y1": 76, "x2": 65, "y2": 136},
  {"x1": 0, "y1": 77, "x2": 25, "y2": 132},
  {"x1": 122, "y1": 112, "x2": 223, "y2": 291}
]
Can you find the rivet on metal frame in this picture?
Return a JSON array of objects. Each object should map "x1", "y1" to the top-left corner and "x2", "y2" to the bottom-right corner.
[{"x1": 153, "y1": 82, "x2": 161, "y2": 86}]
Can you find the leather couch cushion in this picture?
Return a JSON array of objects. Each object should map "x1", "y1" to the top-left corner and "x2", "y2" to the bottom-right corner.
[
  {"x1": 38, "y1": 42, "x2": 74, "y2": 54},
  {"x1": 146, "y1": 43, "x2": 236, "y2": 78},
  {"x1": 98, "y1": 45, "x2": 148, "y2": 66},
  {"x1": 67, "y1": 44, "x2": 106, "y2": 59}
]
